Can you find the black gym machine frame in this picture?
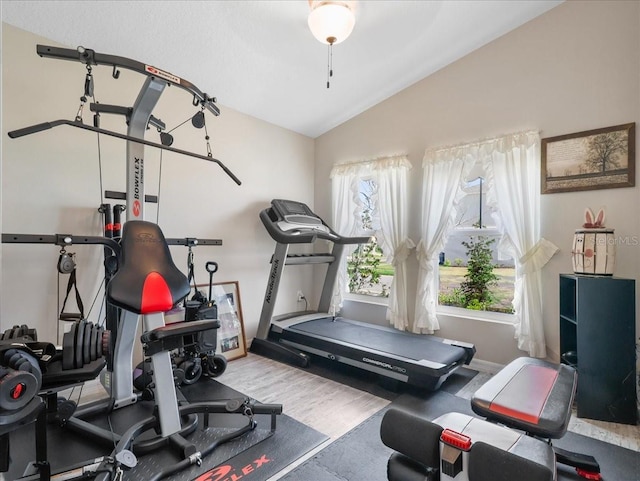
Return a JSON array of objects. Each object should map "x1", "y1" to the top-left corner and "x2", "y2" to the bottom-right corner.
[{"x1": 3, "y1": 45, "x2": 282, "y2": 481}]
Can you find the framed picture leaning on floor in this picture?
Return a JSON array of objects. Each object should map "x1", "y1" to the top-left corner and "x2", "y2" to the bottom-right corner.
[{"x1": 196, "y1": 280, "x2": 247, "y2": 361}]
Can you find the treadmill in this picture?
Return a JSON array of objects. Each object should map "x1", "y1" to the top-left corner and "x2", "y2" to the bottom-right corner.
[{"x1": 250, "y1": 199, "x2": 476, "y2": 390}]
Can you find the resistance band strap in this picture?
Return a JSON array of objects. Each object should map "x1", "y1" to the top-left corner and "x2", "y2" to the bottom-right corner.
[
  {"x1": 60, "y1": 268, "x2": 85, "y2": 320},
  {"x1": 183, "y1": 249, "x2": 196, "y2": 309}
]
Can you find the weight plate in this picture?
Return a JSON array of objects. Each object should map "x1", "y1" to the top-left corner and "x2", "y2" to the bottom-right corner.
[
  {"x1": 90, "y1": 324, "x2": 98, "y2": 361},
  {"x1": 74, "y1": 320, "x2": 86, "y2": 369},
  {"x1": 4, "y1": 349, "x2": 20, "y2": 366},
  {"x1": 26, "y1": 328, "x2": 38, "y2": 341},
  {"x1": 16, "y1": 350, "x2": 42, "y2": 389},
  {"x1": 62, "y1": 322, "x2": 78, "y2": 370},
  {"x1": 0, "y1": 369, "x2": 38, "y2": 410},
  {"x1": 83, "y1": 322, "x2": 93, "y2": 365},
  {"x1": 96, "y1": 327, "x2": 103, "y2": 358},
  {"x1": 13, "y1": 357, "x2": 29, "y2": 371}
]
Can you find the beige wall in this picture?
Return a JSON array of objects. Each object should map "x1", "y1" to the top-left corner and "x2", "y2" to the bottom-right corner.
[
  {"x1": 2, "y1": 1, "x2": 639, "y2": 367},
  {"x1": 1, "y1": 24, "x2": 316, "y2": 343},
  {"x1": 314, "y1": 1, "x2": 640, "y2": 364}
]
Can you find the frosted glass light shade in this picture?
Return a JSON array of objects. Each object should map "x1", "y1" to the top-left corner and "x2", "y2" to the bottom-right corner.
[{"x1": 308, "y1": 3, "x2": 355, "y2": 45}]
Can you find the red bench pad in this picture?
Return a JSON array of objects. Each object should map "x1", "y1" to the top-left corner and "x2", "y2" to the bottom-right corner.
[
  {"x1": 489, "y1": 364, "x2": 558, "y2": 425},
  {"x1": 471, "y1": 357, "x2": 576, "y2": 439}
]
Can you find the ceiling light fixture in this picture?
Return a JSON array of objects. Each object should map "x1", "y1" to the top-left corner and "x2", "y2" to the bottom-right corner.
[{"x1": 308, "y1": 1, "x2": 355, "y2": 88}]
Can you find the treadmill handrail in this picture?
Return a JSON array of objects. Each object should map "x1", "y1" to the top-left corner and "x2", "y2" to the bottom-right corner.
[{"x1": 259, "y1": 208, "x2": 370, "y2": 245}]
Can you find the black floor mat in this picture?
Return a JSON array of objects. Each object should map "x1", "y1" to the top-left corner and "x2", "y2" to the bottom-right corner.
[
  {"x1": 280, "y1": 389, "x2": 640, "y2": 481},
  {"x1": 5, "y1": 378, "x2": 328, "y2": 481}
]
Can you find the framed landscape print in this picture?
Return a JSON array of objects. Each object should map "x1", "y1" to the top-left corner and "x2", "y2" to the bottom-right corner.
[{"x1": 541, "y1": 123, "x2": 635, "y2": 194}]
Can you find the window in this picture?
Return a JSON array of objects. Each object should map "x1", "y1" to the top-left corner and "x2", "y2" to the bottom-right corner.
[
  {"x1": 437, "y1": 176, "x2": 515, "y2": 314},
  {"x1": 346, "y1": 178, "x2": 394, "y2": 298},
  {"x1": 331, "y1": 155, "x2": 412, "y2": 329}
]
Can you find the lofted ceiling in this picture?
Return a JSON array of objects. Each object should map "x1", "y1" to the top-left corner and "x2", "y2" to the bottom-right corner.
[{"x1": 2, "y1": 1, "x2": 563, "y2": 138}]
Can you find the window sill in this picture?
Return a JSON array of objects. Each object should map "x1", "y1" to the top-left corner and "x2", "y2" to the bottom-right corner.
[
  {"x1": 344, "y1": 293, "x2": 389, "y2": 307},
  {"x1": 436, "y1": 305, "x2": 515, "y2": 325}
]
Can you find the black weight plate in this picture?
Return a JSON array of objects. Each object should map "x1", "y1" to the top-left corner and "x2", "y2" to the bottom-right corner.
[
  {"x1": 17, "y1": 350, "x2": 42, "y2": 389},
  {"x1": 90, "y1": 324, "x2": 98, "y2": 361},
  {"x1": 4, "y1": 350, "x2": 20, "y2": 366},
  {"x1": 74, "y1": 320, "x2": 86, "y2": 369},
  {"x1": 83, "y1": 322, "x2": 93, "y2": 365},
  {"x1": 26, "y1": 328, "x2": 38, "y2": 341},
  {"x1": 13, "y1": 357, "x2": 29, "y2": 371},
  {"x1": 62, "y1": 322, "x2": 78, "y2": 370},
  {"x1": 0, "y1": 369, "x2": 38, "y2": 410}
]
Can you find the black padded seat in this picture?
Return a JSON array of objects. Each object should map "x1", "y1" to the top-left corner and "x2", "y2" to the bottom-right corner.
[
  {"x1": 107, "y1": 221, "x2": 190, "y2": 315},
  {"x1": 468, "y1": 441, "x2": 554, "y2": 481},
  {"x1": 381, "y1": 408, "x2": 443, "y2": 481},
  {"x1": 471, "y1": 357, "x2": 576, "y2": 439},
  {"x1": 381, "y1": 409, "x2": 556, "y2": 481}
]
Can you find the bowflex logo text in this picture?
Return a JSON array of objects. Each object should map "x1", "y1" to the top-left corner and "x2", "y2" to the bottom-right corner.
[
  {"x1": 133, "y1": 156, "x2": 143, "y2": 217},
  {"x1": 193, "y1": 455, "x2": 271, "y2": 481}
]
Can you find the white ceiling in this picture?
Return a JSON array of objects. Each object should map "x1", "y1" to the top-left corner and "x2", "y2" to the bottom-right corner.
[{"x1": 2, "y1": 1, "x2": 562, "y2": 138}]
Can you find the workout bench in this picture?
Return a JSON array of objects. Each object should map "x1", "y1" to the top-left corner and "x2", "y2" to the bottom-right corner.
[{"x1": 381, "y1": 357, "x2": 602, "y2": 481}]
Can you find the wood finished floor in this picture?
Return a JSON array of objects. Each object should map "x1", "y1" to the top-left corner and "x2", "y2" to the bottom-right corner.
[{"x1": 221, "y1": 353, "x2": 391, "y2": 441}]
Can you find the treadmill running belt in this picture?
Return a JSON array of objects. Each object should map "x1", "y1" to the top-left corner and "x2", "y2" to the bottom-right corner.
[{"x1": 288, "y1": 317, "x2": 464, "y2": 366}]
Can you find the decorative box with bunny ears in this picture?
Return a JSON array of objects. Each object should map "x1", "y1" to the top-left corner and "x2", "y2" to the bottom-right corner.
[{"x1": 571, "y1": 208, "x2": 615, "y2": 275}]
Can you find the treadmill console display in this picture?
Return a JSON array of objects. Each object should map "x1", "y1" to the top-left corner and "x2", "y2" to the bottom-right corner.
[
  {"x1": 270, "y1": 199, "x2": 330, "y2": 235},
  {"x1": 260, "y1": 198, "x2": 370, "y2": 245}
]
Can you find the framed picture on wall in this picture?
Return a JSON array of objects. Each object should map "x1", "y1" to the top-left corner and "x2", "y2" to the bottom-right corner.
[
  {"x1": 196, "y1": 281, "x2": 247, "y2": 361},
  {"x1": 541, "y1": 122, "x2": 635, "y2": 194}
]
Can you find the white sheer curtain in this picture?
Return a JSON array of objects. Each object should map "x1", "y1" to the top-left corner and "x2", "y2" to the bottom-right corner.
[
  {"x1": 415, "y1": 131, "x2": 557, "y2": 356},
  {"x1": 330, "y1": 156, "x2": 413, "y2": 328},
  {"x1": 481, "y1": 132, "x2": 558, "y2": 357},
  {"x1": 374, "y1": 157, "x2": 414, "y2": 330},
  {"x1": 414, "y1": 148, "x2": 474, "y2": 333},
  {"x1": 330, "y1": 166, "x2": 362, "y2": 313}
]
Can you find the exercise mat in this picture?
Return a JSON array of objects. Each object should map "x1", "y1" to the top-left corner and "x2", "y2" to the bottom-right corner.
[
  {"x1": 6, "y1": 379, "x2": 327, "y2": 481},
  {"x1": 280, "y1": 389, "x2": 640, "y2": 481}
]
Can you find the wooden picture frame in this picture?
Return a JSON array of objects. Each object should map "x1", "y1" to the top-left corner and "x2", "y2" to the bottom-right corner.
[
  {"x1": 541, "y1": 123, "x2": 635, "y2": 194},
  {"x1": 196, "y1": 281, "x2": 247, "y2": 361}
]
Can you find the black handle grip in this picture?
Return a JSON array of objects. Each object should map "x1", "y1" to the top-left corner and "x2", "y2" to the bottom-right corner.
[
  {"x1": 205, "y1": 261, "x2": 218, "y2": 274},
  {"x1": 8, "y1": 122, "x2": 53, "y2": 138},
  {"x1": 250, "y1": 402, "x2": 283, "y2": 415},
  {"x1": 219, "y1": 162, "x2": 242, "y2": 185}
]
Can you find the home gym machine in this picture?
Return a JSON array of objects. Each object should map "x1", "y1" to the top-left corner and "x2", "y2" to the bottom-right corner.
[
  {"x1": 4, "y1": 44, "x2": 283, "y2": 480},
  {"x1": 250, "y1": 199, "x2": 476, "y2": 390}
]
